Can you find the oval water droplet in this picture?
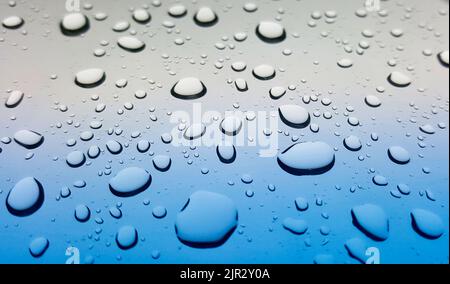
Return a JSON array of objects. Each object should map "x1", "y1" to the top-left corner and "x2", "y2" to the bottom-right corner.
[
  {"x1": 343, "y1": 135, "x2": 362, "y2": 151},
  {"x1": 2, "y1": 15, "x2": 24, "y2": 29},
  {"x1": 116, "y1": 225, "x2": 138, "y2": 250},
  {"x1": 61, "y1": 13, "x2": 89, "y2": 35},
  {"x1": 278, "y1": 142, "x2": 335, "y2": 175},
  {"x1": 253, "y1": 64, "x2": 276, "y2": 80},
  {"x1": 6, "y1": 177, "x2": 44, "y2": 217},
  {"x1": 365, "y1": 95, "x2": 382, "y2": 107},
  {"x1": 153, "y1": 155, "x2": 172, "y2": 172},
  {"x1": 438, "y1": 50, "x2": 449, "y2": 67},
  {"x1": 74, "y1": 204, "x2": 91, "y2": 222},
  {"x1": 194, "y1": 7, "x2": 218, "y2": 27},
  {"x1": 388, "y1": 146, "x2": 410, "y2": 165},
  {"x1": 217, "y1": 142, "x2": 237, "y2": 164},
  {"x1": 5, "y1": 90, "x2": 24, "y2": 108},
  {"x1": 75, "y1": 68, "x2": 106, "y2": 88},
  {"x1": 278, "y1": 105, "x2": 310, "y2": 128},
  {"x1": 133, "y1": 9, "x2": 151, "y2": 24},
  {"x1": 184, "y1": 123, "x2": 207, "y2": 140},
  {"x1": 388, "y1": 71, "x2": 411, "y2": 87},
  {"x1": 14, "y1": 130, "x2": 44, "y2": 149},
  {"x1": 117, "y1": 36, "x2": 145, "y2": 52},
  {"x1": 109, "y1": 167, "x2": 151, "y2": 197},
  {"x1": 66, "y1": 151, "x2": 86, "y2": 168},
  {"x1": 29, "y1": 237, "x2": 49, "y2": 258},
  {"x1": 282, "y1": 218, "x2": 308, "y2": 235},
  {"x1": 220, "y1": 116, "x2": 243, "y2": 136}
]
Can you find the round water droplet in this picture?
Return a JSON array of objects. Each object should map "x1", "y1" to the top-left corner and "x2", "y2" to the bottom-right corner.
[
  {"x1": 295, "y1": 197, "x2": 309, "y2": 211},
  {"x1": 2, "y1": 15, "x2": 24, "y2": 29},
  {"x1": 14, "y1": 130, "x2": 44, "y2": 149},
  {"x1": 220, "y1": 116, "x2": 243, "y2": 136},
  {"x1": 278, "y1": 142, "x2": 335, "y2": 175},
  {"x1": 175, "y1": 191, "x2": 238, "y2": 248},
  {"x1": 75, "y1": 68, "x2": 105, "y2": 88},
  {"x1": 133, "y1": 9, "x2": 151, "y2": 24},
  {"x1": 106, "y1": 140, "x2": 122, "y2": 155},
  {"x1": 194, "y1": 7, "x2": 218, "y2": 26},
  {"x1": 343, "y1": 135, "x2": 362, "y2": 151},
  {"x1": 116, "y1": 225, "x2": 138, "y2": 250},
  {"x1": 153, "y1": 155, "x2": 172, "y2": 172},
  {"x1": 75, "y1": 204, "x2": 91, "y2": 222},
  {"x1": 270, "y1": 86, "x2": 286, "y2": 99},
  {"x1": 171, "y1": 77, "x2": 207, "y2": 100},
  {"x1": 388, "y1": 71, "x2": 411, "y2": 87},
  {"x1": 388, "y1": 146, "x2": 410, "y2": 165},
  {"x1": 373, "y1": 175, "x2": 388, "y2": 186},
  {"x1": 117, "y1": 36, "x2": 145, "y2": 52},
  {"x1": 66, "y1": 151, "x2": 86, "y2": 168},
  {"x1": 29, "y1": 237, "x2": 49, "y2": 258},
  {"x1": 351, "y1": 204, "x2": 389, "y2": 241},
  {"x1": 6, "y1": 177, "x2": 44, "y2": 217},
  {"x1": 365, "y1": 95, "x2": 381, "y2": 107},
  {"x1": 253, "y1": 64, "x2": 276, "y2": 80},
  {"x1": 61, "y1": 13, "x2": 89, "y2": 35},
  {"x1": 279, "y1": 105, "x2": 310, "y2": 128},
  {"x1": 256, "y1": 21, "x2": 286, "y2": 43},
  {"x1": 109, "y1": 167, "x2": 151, "y2": 197},
  {"x1": 411, "y1": 209, "x2": 444, "y2": 239},
  {"x1": 152, "y1": 206, "x2": 167, "y2": 219}
]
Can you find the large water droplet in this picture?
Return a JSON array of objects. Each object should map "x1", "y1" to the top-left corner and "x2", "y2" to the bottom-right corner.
[
  {"x1": 14, "y1": 130, "x2": 44, "y2": 149},
  {"x1": 220, "y1": 116, "x2": 243, "y2": 136},
  {"x1": 388, "y1": 146, "x2": 410, "y2": 165},
  {"x1": 153, "y1": 155, "x2": 172, "y2": 172},
  {"x1": 351, "y1": 204, "x2": 389, "y2": 241},
  {"x1": 60, "y1": 13, "x2": 89, "y2": 36},
  {"x1": 194, "y1": 7, "x2": 218, "y2": 27},
  {"x1": 175, "y1": 191, "x2": 238, "y2": 248},
  {"x1": 365, "y1": 95, "x2": 382, "y2": 107},
  {"x1": 171, "y1": 77, "x2": 207, "y2": 100},
  {"x1": 133, "y1": 9, "x2": 151, "y2": 24},
  {"x1": 388, "y1": 71, "x2": 411, "y2": 87},
  {"x1": 109, "y1": 167, "x2": 151, "y2": 197},
  {"x1": 256, "y1": 21, "x2": 286, "y2": 43},
  {"x1": 66, "y1": 151, "x2": 86, "y2": 168},
  {"x1": 278, "y1": 105, "x2": 310, "y2": 128},
  {"x1": 2, "y1": 15, "x2": 24, "y2": 29},
  {"x1": 29, "y1": 237, "x2": 49, "y2": 258},
  {"x1": 184, "y1": 123, "x2": 207, "y2": 140},
  {"x1": 117, "y1": 36, "x2": 145, "y2": 52},
  {"x1": 438, "y1": 50, "x2": 449, "y2": 67},
  {"x1": 74, "y1": 204, "x2": 91, "y2": 222},
  {"x1": 5, "y1": 90, "x2": 24, "y2": 108},
  {"x1": 6, "y1": 177, "x2": 44, "y2": 217},
  {"x1": 168, "y1": 4, "x2": 187, "y2": 17},
  {"x1": 411, "y1": 209, "x2": 444, "y2": 239},
  {"x1": 253, "y1": 64, "x2": 276, "y2": 80},
  {"x1": 282, "y1": 218, "x2": 308, "y2": 235},
  {"x1": 217, "y1": 142, "x2": 237, "y2": 164},
  {"x1": 343, "y1": 135, "x2": 362, "y2": 151},
  {"x1": 75, "y1": 68, "x2": 105, "y2": 88},
  {"x1": 278, "y1": 142, "x2": 335, "y2": 175},
  {"x1": 116, "y1": 225, "x2": 138, "y2": 250}
]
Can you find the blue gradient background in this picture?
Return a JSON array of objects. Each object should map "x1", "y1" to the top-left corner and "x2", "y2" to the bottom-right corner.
[{"x1": 0, "y1": 0, "x2": 448, "y2": 264}]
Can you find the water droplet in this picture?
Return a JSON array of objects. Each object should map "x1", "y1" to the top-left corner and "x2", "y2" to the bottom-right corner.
[
  {"x1": 253, "y1": 64, "x2": 276, "y2": 80},
  {"x1": 295, "y1": 197, "x2": 309, "y2": 211},
  {"x1": 278, "y1": 105, "x2": 310, "y2": 128},
  {"x1": 365, "y1": 95, "x2": 382, "y2": 107},
  {"x1": 106, "y1": 140, "x2": 123, "y2": 155},
  {"x1": 217, "y1": 142, "x2": 237, "y2": 164},
  {"x1": 6, "y1": 177, "x2": 44, "y2": 217},
  {"x1": 388, "y1": 146, "x2": 410, "y2": 165},
  {"x1": 75, "y1": 204, "x2": 91, "y2": 222},
  {"x1": 411, "y1": 209, "x2": 444, "y2": 239},
  {"x1": 66, "y1": 151, "x2": 86, "y2": 168},
  {"x1": 113, "y1": 20, "x2": 130, "y2": 32},
  {"x1": 5, "y1": 90, "x2": 24, "y2": 108},
  {"x1": 438, "y1": 50, "x2": 449, "y2": 67},
  {"x1": 14, "y1": 130, "x2": 44, "y2": 149},
  {"x1": 345, "y1": 238, "x2": 368, "y2": 264},
  {"x1": 133, "y1": 9, "x2": 151, "y2": 24},
  {"x1": 337, "y1": 58, "x2": 353, "y2": 68},
  {"x1": 152, "y1": 206, "x2": 167, "y2": 219},
  {"x1": 220, "y1": 116, "x2": 243, "y2": 136},
  {"x1": 270, "y1": 86, "x2": 286, "y2": 99},
  {"x1": 256, "y1": 21, "x2": 286, "y2": 43},
  {"x1": 282, "y1": 218, "x2": 308, "y2": 235},
  {"x1": 116, "y1": 225, "x2": 138, "y2": 250},
  {"x1": 372, "y1": 175, "x2": 388, "y2": 186},
  {"x1": 168, "y1": 4, "x2": 187, "y2": 17},
  {"x1": 419, "y1": 124, "x2": 436, "y2": 135},
  {"x1": 351, "y1": 204, "x2": 389, "y2": 241},
  {"x1": 194, "y1": 7, "x2": 218, "y2": 27},
  {"x1": 109, "y1": 167, "x2": 151, "y2": 197},
  {"x1": 278, "y1": 142, "x2": 335, "y2": 175},
  {"x1": 184, "y1": 123, "x2": 207, "y2": 140},
  {"x1": 153, "y1": 155, "x2": 172, "y2": 172},
  {"x1": 61, "y1": 13, "x2": 89, "y2": 35},
  {"x1": 75, "y1": 68, "x2": 106, "y2": 88},
  {"x1": 171, "y1": 77, "x2": 207, "y2": 100},
  {"x1": 175, "y1": 191, "x2": 238, "y2": 248},
  {"x1": 388, "y1": 71, "x2": 411, "y2": 87},
  {"x1": 343, "y1": 135, "x2": 362, "y2": 151},
  {"x1": 117, "y1": 36, "x2": 145, "y2": 52},
  {"x1": 2, "y1": 15, "x2": 24, "y2": 29},
  {"x1": 29, "y1": 237, "x2": 49, "y2": 258}
]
